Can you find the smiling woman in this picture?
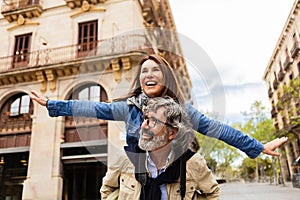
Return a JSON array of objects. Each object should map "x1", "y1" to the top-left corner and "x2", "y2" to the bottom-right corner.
[{"x1": 140, "y1": 59, "x2": 165, "y2": 97}]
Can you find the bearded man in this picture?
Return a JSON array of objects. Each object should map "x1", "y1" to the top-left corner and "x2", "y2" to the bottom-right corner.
[{"x1": 100, "y1": 97, "x2": 220, "y2": 200}]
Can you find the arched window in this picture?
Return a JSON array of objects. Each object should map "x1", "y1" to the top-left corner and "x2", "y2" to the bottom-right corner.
[
  {"x1": 64, "y1": 83, "x2": 108, "y2": 143},
  {"x1": 71, "y1": 84, "x2": 107, "y2": 102},
  {"x1": 78, "y1": 85, "x2": 100, "y2": 102},
  {"x1": 9, "y1": 95, "x2": 30, "y2": 116}
]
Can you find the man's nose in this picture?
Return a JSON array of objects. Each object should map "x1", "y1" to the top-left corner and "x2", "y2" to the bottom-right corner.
[{"x1": 141, "y1": 119, "x2": 148, "y2": 129}]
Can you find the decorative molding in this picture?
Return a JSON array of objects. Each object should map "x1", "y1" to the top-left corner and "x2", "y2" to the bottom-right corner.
[
  {"x1": 7, "y1": 18, "x2": 40, "y2": 31},
  {"x1": 121, "y1": 57, "x2": 131, "y2": 81},
  {"x1": 70, "y1": 1, "x2": 106, "y2": 18},
  {"x1": 45, "y1": 69, "x2": 57, "y2": 92},
  {"x1": 111, "y1": 59, "x2": 121, "y2": 83},
  {"x1": 35, "y1": 70, "x2": 47, "y2": 93}
]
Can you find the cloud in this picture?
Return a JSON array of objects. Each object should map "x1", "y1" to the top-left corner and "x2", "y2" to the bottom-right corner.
[{"x1": 170, "y1": 0, "x2": 294, "y2": 123}]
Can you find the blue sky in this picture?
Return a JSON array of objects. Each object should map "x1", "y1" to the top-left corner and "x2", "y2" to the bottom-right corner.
[{"x1": 169, "y1": 0, "x2": 295, "y2": 123}]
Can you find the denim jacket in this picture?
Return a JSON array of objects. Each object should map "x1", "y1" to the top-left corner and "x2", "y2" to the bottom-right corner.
[{"x1": 47, "y1": 99, "x2": 263, "y2": 158}]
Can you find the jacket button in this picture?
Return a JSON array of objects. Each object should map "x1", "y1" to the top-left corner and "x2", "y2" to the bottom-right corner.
[
  {"x1": 121, "y1": 179, "x2": 124, "y2": 182},
  {"x1": 191, "y1": 186, "x2": 194, "y2": 190},
  {"x1": 176, "y1": 189, "x2": 180, "y2": 193},
  {"x1": 131, "y1": 185, "x2": 135, "y2": 188}
]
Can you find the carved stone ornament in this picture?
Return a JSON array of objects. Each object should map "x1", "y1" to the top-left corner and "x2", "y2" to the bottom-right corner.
[
  {"x1": 17, "y1": 15, "x2": 25, "y2": 25},
  {"x1": 82, "y1": 1, "x2": 90, "y2": 12}
]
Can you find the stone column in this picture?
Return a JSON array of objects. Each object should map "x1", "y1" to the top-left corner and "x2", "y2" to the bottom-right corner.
[{"x1": 22, "y1": 103, "x2": 63, "y2": 200}]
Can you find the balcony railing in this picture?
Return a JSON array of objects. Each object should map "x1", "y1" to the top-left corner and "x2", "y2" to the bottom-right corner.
[{"x1": 0, "y1": 34, "x2": 151, "y2": 73}]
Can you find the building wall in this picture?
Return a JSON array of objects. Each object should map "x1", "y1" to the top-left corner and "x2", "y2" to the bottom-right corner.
[
  {"x1": 0, "y1": 0, "x2": 190, "y2": 199},
  {"x1": 263, "y1": 0, "x2": 300, "y2": 182}
]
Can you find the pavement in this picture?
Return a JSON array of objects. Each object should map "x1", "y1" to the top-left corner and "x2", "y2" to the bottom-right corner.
[{"x1": 219, "y1": 182, "x2": 300, "y2": 200}]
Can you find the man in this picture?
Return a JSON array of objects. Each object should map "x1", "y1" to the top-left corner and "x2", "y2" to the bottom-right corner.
[{"x1": 100, "y1": 97, "x2": 220, "y2": 200}]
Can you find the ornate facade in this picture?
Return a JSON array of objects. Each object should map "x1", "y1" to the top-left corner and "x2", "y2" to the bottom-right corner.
[
  {"x1": 263, "y1": 0, "x2": 300, "y2": 182},
  {"x1": 0, "y1": 0, "x2": 191, "y2": 199}
]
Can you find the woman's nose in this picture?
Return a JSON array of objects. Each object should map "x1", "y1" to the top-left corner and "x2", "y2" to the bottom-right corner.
[{"x1": 145, "y1": 70, "x2": 153, "y2": 77}]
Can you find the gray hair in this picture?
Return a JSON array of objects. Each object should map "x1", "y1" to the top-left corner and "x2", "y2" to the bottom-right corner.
[{"x1": 144, "y1": 97, "x2": 196, "y2": 155}]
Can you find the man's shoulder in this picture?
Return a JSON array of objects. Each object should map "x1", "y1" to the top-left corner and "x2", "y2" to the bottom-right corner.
[{"x1": 186, "y1": 153, "x2": 207, "y2": 170}]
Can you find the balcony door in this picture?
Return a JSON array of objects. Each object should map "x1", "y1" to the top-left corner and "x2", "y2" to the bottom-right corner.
[
  {"x1": 13, "y1": 33, "x2": 32, "y2": 68},
  {"x1": 78, "y1": 20, "x2": 98, "y2": 58}
]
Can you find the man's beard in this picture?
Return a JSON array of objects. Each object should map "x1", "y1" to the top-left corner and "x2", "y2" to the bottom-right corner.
[{"x1": 138, "y1": 128, "x2": 169, "y2": 151}]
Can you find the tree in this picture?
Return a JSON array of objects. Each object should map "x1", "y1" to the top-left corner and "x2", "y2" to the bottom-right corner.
[{"x1": 237, "y1": 101, "x2": 277, "y2": 182}]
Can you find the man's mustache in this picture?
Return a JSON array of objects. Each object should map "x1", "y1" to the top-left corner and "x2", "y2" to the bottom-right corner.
[{"x1": 140, "y1": 128, "x2": 154, "y2": 139}]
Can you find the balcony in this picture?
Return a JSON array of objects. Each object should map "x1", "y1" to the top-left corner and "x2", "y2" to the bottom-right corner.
[
  {"x1": 291, "y1": 41, "x2": 300, "y2": 58},
  {"x1": 1, "y1": 0, "x2": 43, "y2": 23},
  {"x1": 273, "y1": 79, "x2": 278, "y2": 90},
  {"x1": 268, "y1": 87, "x2": 273, "y2": 97},
  {"x1": 290, "y1": 115, "x2": 300, "y2": 134},
  {"x1": 278, "y1": 68, "x2": 285, "y2": 82},
  {"x1": 271, "y1": 107, "x2": 278, "y2": 118},
  {"x1": 276, "y1": 104, "x2": 283, "y2": 111},
  {"x1": 65, "y1": 0, "x2": 106, "y2": 9},
  {"x1": 283, "y1": 56, "x2": 293, "y2": 71},
  {"x1": 0, "y1": 34, "x2": 151, "y2": 85}
]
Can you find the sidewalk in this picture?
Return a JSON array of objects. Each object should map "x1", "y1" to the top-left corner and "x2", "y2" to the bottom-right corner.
[{"x1": 219, "y1": 182, "x2": 300, "y2": 200}]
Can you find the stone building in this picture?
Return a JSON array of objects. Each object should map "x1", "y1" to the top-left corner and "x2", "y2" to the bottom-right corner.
[
  {"x1": 263, "y1": 0, "x2": 300, "y2": 182},
  {"x1": 0, "y1": 0, "x2": 191, "y2": 199}
]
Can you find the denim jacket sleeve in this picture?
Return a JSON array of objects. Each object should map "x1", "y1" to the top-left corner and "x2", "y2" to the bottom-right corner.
[
  {"x1": 185, "y1": 102, "x2": 264, "y2": 158},
  {"x1": 46, "y1": 100, "x2": 129, "y2": 121}
]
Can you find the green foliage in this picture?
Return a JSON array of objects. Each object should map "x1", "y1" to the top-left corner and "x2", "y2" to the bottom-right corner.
[
  {"x1": 236, "y1": 101, "x2": 280, "y2": 181},
  {"x1": 240, "y1": 100, "x2": 275, "y2": 141},
  {"x1": 197, "y1": 101, "x2": 279, "y2": 180},
  {"x1": 195, "y1": 131, "x2": 242, "y2": 179}
]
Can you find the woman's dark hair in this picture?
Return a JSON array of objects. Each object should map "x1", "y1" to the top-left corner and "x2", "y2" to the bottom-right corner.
[{"x1": 117, "y1": 54, "x2": 185, "y2": 104}]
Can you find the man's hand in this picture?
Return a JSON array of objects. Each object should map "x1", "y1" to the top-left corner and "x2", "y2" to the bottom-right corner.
[
  {"x1": 30, "y1": 90, "x2": 48, "y2": 106},
  {"x1": 262, "y1": 137, "x2": 288, "y2": 156}
]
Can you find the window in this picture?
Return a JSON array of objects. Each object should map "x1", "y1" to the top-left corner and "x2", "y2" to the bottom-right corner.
[
  {"x1": 72, "y1": 84, "x2": 106, "y2": 102},
  {"x1": 78, "y1": 20, "x2": 98, "y2": 57},
  {"x1": 65, "y1": 83, "x2": 108, "y2": 143},
  {"x1": 13, "y1": 33, "x2": 32, "y2": 68},
  {"x1": 78, "y1": 86, "x2": 100, "y2": 102},
  {"x1": 290, "y1": 72, "x2": 294, "y2": 80},
  {"x1": 9, "y1": 95, "x2": 30, "y2": 116}
]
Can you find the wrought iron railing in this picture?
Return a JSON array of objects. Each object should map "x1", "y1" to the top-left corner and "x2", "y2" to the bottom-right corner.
[{"x1": 0, "y1": 34, "x2": 151, "y2": 72}]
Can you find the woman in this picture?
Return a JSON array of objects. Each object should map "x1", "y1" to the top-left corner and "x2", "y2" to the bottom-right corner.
[{"x1": 30, "y1": 54, "x2": 287, "y2": 158}]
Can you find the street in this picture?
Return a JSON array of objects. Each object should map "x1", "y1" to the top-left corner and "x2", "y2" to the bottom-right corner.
[{"x1": 219, "y1": 182, "x2": 300, "y2": 200}]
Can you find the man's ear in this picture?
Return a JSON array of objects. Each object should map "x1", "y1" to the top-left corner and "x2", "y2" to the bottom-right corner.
[{"x1": 168, "y1": 128, "x2": 176, "y2": 140}]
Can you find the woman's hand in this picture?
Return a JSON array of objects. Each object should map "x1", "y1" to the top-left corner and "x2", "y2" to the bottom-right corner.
[
  {"x1": 262, "y1": 137, "x2": 288, "y2": 156},
  {"x1": 30, "y1": 90, "x2": 48, "y2": 107}
]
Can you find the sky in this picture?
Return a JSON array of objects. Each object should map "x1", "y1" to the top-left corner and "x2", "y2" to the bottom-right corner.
[{"x1": 169, "y1": 0, "x2": 295, "y2": 124}]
